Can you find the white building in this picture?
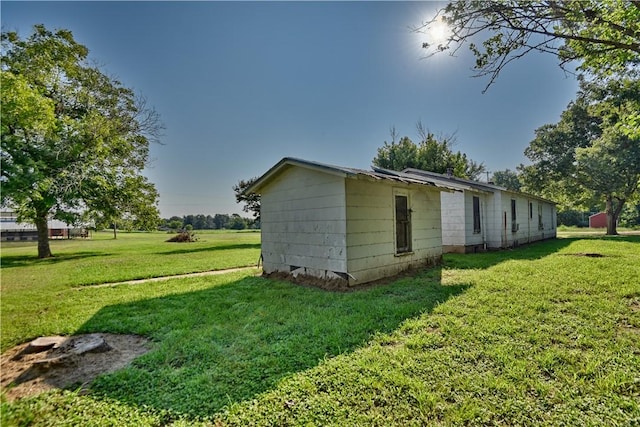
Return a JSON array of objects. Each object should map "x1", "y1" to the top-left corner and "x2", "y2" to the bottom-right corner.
[
  {"x1": 0, "y1": 211, "x2": 89, "y2": 241},
  {"x1": 397, "y1": 168, "x2": 557, "y2": 252},
  {"x1": 246, "y1": 158, "x2": 450, "y2": 287}
]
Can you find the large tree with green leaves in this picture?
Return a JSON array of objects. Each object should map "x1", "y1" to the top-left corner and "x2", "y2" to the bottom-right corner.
[
  {"x1": 491, "y1": 169, "x2": 521, "y2": 191},
  {"x1": 85, "y1": 175, "x2": 160, "y2": 239},
  {"x1": 520, "y1": 77, "x2": 640, "y2": 235},
  {"x1": 1, "y1": 25, "x2": 162, "y2": 257},
  {"x1": 419, "y1": 0, "x2": 640, "y2": 90},
  {"x1": 233, "y1": 177, "x2": 261, "y2": 221},
  {"x1": 372, "y1": 124, "x2": 485, "y2": 180}
]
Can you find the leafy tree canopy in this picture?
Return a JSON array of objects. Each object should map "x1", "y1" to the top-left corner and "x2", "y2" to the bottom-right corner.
[
  {"x1": 519, "y1": 77, "x2": 640, "y2": 235},
  {"x1": 372, "y1": 124, "x2": 486, "y2": 180},
  {"x1": 491, "y1": 169, "x2": 521, "y2": 191},
  {"x1": 1, "y1": 25, "x2": 162, "y2": 257},
  {"x1": 419, "y1": 0, "x2": 640, "y2": 90},
  {"x1": 233, "y1": 177, "x2": 261, "y2": 221}
]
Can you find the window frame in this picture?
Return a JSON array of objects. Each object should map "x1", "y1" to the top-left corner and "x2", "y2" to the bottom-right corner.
[
  {"x1": 472, "y1": 196, "x2": 481, "y2": 234},
  {"x1": 394, "y1": 191, "x2": 412, "y2": 254},
  {"x1": 511, "y1": 199, "x2": 518, "y2": 233},
  {"x1": 538, "y1": 203, "x2": 544, "y2": 230}
]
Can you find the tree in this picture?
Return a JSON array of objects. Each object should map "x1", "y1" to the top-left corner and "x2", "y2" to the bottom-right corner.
[
  {"x1": 619, "y1": 203, "x2": 640, "y2": 228},
  {"x1": 85, "y1": 175, "x2": 160, "y2": 238},
  {"x1": 372, "y1": 124, "x2": 485, "y2": 180},
  {"x1": 491, "y1": 169, "x2": 521, "y2": 191},
  {"x1": 193, "y1": 214, "x2": 207, "y2": 230},
  {"x1": 233, "y1": 177, "x2": 261, "y2": 221},
  {"x1": 574, "y1": 127, "x2": 640, "y2": 234},
  {"x1": 212, "y1": 213, "x2": 231, "y2": 229},
  {"x1": 228, "y1": 214, "x2": 247, "y2": 230},
  {"x1": 520, "y1": 77, "x2": 640, "y2": 235},
  {"x1": 168, "y1": 219, "x2": 184, "y2": 231},
  {"x1": 1, "y1": 25, "x2": 162, "y2": 257},
  {"x1": 418, "y1": 1, "x2": 640, "y2": 91}
]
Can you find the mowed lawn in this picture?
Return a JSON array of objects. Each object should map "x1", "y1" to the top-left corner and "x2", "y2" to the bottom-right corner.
[
  {"x1": 1, "y1": 230, "x2": 261, "y2": 350},
  {"x1": 1, "y1": 234, "x2": 639, "y2": 426}
]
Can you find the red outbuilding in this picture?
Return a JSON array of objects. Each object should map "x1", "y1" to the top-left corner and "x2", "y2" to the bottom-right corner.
[{"x1": 589, "y1": 212, "x2": 607, "y2": 228}]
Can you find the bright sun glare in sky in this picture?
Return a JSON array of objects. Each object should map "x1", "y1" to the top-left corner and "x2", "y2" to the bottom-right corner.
[
  {"x1": 411, "y1": 12, "x2": 452, "y2": 59},
  {"x1": 428, "y1": 17, "x2": 451, "y2": 46}
]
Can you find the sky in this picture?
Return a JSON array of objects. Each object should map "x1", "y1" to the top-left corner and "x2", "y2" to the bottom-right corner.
[{"x1": 2, "y1": 1, "x2": 581, "y2": 218}]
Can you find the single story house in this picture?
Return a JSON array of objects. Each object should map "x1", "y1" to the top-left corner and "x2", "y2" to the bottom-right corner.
[
  {"x1": 245, "y1": 158, "x2": 453, "y2": 287},
  {"x1": 379, "y1": 168, "x2": 557, "y2": 252},
  {"x1": 589, "y1": 212, "x2": 607, "y2": 228}
]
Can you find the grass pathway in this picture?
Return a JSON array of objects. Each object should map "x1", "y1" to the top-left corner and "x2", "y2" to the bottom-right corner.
[{"x1": 83, "y1": 266, "x2": 260, "y2": 288}]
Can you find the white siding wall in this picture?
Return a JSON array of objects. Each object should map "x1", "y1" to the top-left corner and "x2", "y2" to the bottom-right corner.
[
  {"x1": 463, "y1": 192, "x2": 488, "y2": 248},
  {"x1": 345, "y1": 179, "x2": 442, "y2": 285},
  {"x1": 442, "y1": 191, "x2": 495, "y2": 252},
  {"x1": 260, "y1": 167, "x2": 348, "y2": 276},
  {"x1": 484, "y1": 192, "x2": 504, "y2": 249},
  {"x1": 494, "y1": 193, "x2": 557, "y2": 248},
  {"x1": 441, "y1": 191, "x2": 466, "y2": 248}
]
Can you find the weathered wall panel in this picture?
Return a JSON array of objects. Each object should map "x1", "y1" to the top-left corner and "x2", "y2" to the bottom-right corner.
[
  {"x1": 441, "y1": 191, "x2": 466, "y2": 247},
  {"x1": 345, "y1": 178, "x2": 442, "y2": 285},
  {"x1": 260, "y1": 167, "x2": 348, "y2": 275}
]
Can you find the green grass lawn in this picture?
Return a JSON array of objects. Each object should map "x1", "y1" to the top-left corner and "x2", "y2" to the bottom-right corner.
[
  {"x1": 0, "y1": 230, "x2": 261, "y2": 351},
  {"x1": 2, "y1": 235, "x2": 639, "y2": 426}
]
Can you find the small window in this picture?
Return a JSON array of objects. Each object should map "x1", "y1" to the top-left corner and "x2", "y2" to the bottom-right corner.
[
  {"x1": 529, "y1": 202, "x2": 533, "y2": 219},
  {"x1": 395, "y1": 194, "x2": 411, "y2": 253},
  {"x1": 511, "y1": 199, "x2": 518, "y2": 232},
  {"x1": 472, "y1": 196, "x2": 481, "y2": 234},
  {"x1": 538, "y1": 203, "x2": 544, "y2": 230}
]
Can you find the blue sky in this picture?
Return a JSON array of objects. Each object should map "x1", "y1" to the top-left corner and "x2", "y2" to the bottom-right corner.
[{"x1": 2, "y1": 1, "x2": 580, "y2": 218}]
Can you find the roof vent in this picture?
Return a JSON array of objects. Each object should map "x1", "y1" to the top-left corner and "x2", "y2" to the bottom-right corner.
[{"x1": 446, "y1": 167, "x2": 453, "y2": 178}]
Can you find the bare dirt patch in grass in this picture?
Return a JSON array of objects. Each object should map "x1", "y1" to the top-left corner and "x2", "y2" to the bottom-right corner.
[
  {"x1": 563, "y1": 252, "x2": 606, "y2": 258},
  {"x1": 1, "y1": 333, "x2": 150, "y2": 401}
]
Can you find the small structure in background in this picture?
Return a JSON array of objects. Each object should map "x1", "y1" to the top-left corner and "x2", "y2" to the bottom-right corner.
[
  {"x1": 0, "y1": 211, "x2": 89, "y2": 242},
  {"x1": 246, "y1": 158, "x2": 451, "y2": 288},
  {"x1": 588, "y1": 212, "x2": 607, "y2": 229},
  {"x1": 394, "y1": 168, "x2": 557, "y2": 253}
]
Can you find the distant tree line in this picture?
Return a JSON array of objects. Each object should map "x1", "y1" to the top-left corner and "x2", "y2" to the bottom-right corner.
[{"x1": 159, "y1": 214, "x2": 259, "y2": 231}]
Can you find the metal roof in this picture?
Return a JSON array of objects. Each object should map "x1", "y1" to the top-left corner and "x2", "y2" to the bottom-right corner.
[
  {"x1": 400, "y1": 168, "x2": 556, "y2": 204},
  {"x1": 245, "y1": 157, "x2": 456, "y2": 194}
]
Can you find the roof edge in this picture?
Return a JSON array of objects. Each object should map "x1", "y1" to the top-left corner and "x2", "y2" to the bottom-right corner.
[{"x1": 244, "y1": 157, "x2": 353, "y2": 195}]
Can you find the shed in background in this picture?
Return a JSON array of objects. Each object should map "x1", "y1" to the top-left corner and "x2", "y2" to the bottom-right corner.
[{"x1": 589, "y1": 212, "x2": 607, "y2": 228}]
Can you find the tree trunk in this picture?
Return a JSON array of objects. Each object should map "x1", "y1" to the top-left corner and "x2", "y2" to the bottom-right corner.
[
  {"x1": 605, "y1": 195, "x2": 620, "y2": 235},
  {"x1": 35, "y1": 214, "x2": 53, "y2": 258},
  {"x1": 112, "y1": 222, "x2": 117, "y2": 239}
]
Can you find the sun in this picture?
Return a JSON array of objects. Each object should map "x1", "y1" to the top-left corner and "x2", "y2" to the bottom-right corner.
[
  {"x1": 428, "y1": 17, "x2": 451, "y2": 45},
  {"x1": 407, "y1": 6, "x2": 454, "y2": 62}
]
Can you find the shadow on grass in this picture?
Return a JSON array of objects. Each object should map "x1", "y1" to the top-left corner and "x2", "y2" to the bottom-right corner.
[
  {"x1": 0, "y1": 252, "x2": 108, "y2": 269},
  {"x1": 76, "y1": 270, "x2": 468, "y2": 418},
  {"x1": 443, "y1": 237, "x2": 576, "y2": 270},
  {"x1": 157, "y1": 242, "x2": 261, "y2": 255}
]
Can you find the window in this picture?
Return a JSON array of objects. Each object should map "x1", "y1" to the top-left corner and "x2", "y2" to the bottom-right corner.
[
  {"x1": 511, "y1": 199, "x2": 518, "y2": 232},
  {"x1": 472, "y1": 196, "x2": 481, "y2": 234},
  {"x1": 529, "y1": 202, "x2": 533, "y2": 219},
  {"x1": 538, "y1": 203, "x2": 544, "y2": 230},
  {"x1": 395, "y1": 194, "x2": 411, "y2": 253}
]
